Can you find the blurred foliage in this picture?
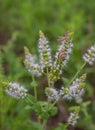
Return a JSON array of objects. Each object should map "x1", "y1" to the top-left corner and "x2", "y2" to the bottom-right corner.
[{"x1": 0, "y1": 0, "x2": 95, "y2": 130}]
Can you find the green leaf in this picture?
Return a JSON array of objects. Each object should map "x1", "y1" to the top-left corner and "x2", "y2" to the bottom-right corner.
[
  {"x1": 82, "y1": 101, "x2": 91, "y2": 107},
  {"x1": 26, "y1": 95, "x2": 37, "y2": 105},
  {"x1": 24, "y1": 105, "x2": 32, "y2": 110},
  {"x1": 49, "y1": 106, "x2": 58, "y2": 116},
  {"x1": 31, "y1": 81, "x2": 38, "y2": 88}
]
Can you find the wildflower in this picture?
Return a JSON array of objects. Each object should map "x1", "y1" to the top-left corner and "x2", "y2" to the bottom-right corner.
[
  {"x1": 69, "y1": 74, "x2": 86, "y2": 98},
  {"x1": 83, "y1": 45, "x2": 95, "y2": 65},
  {"x1": 45, "y1": 87, "x2": 59, "y2": 101},
  {"x1": 60, "y1": 74, "x2": 86, "y2": 101},
  {"x1": 24, "y1": 47, "x2": 43, "y2": 76},
  {"x1": 24, "y1": 31, "x2": 52, "y2": 76},
  {"x1": 56, "y1": 31, "x2": 73, "y2": 67},
  {"x1": 5, "y1": 82, "x2": 27, "y2": 99},
  {"x1": 49, "y1": 32, "x2": 73, "y2": 84},
  {"x1": 68, "y1": 111, "x2": 79, "y2": 126},
  {"x1": 38, "y1": 31, "x2": 52, "y2": 69}
]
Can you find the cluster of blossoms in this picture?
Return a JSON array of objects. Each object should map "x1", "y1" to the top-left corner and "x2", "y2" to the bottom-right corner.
[
  {"x1": 5, "y1": 82, "x2": 27, "y2": 99},
  {"x1": 60, "y1": 74, "x2": 86, "y2": 101},
  {"x1": 45, "y1": 74, "x2": 86, "y2": 103},
  {"x1": 24, "y1": 47, "x2": 43, "y2": 76},
  {"x1": 45, "y1": 87, "x2": 59, "y2": 101},
  {"x1": 67, "y1": 109, "x2": 80, "y2": 126},
  {"x1": 49, "y1": 32, "x2": 73, "y2": 84},
  {"x1": 38, "y1": 31, "x2": 52, "y2": 69},
  {"x1": 83, "y1": 45, "x2": 95, "y2": 65},
  {"x1": 24, "y1": 31, "x2": 52, "y2": 77}
]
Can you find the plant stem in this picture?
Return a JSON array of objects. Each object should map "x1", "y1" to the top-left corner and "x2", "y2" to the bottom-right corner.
[
  {"x1": 0, "y1": 55, "x2": 4, "y2": 130},
  {"x1": 0, "y1": 82, "x2": 4, "y2": 130},
  {"x1": 49, "y1": 100, "x2": 57, "y2": 110},
  {"x1": 32, "y1": 75, "x2": 37, "y2": 100},
  {"x1": 68, "y1": 62, "x2": 86, "y2": 85},
  {"x1": 42, "y1": 120, "x2": 47, "y2": 130},
  {"x1": 46, "y1": 68, "x2": 50, "y2": 88}
]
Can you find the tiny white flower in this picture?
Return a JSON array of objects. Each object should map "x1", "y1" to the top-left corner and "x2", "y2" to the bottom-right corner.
[{"x1": 60, "y1": 87, "x2": 72, "y2": 100}]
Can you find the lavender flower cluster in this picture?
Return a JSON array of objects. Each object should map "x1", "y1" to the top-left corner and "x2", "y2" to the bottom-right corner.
[
  {"x1": 60, "y1": 74, "x2": 86, "y2": 101},
  {"x1": 68, "y1": 111, "x2": 79, "y2": 126},
  {"x1": 5, "y1": 82, "x2": 27, "y2": 99},
  {"x1": 83, "y1": 45, "x2": 95, "y2": 65}
]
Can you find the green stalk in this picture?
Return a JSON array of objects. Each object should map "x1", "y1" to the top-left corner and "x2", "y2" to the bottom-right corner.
[
  {"x1": 46, "y1": 68, "x2": 50, "y2": 88},
  {"x1": 68, "y1": 62, "x2": 86, "y2": 85},
  {"x1": 32, "y1": 75, "x2": 37, "y2": 100},
  {"x1": 0, "y1": 81, "x2": 4, "y2": 130},
  {"x1": 42, "y1": 120, "x2": 47, "y2": 130},
  {"x1": 0, "y1": 53, "x2": 4, "y2": 130}
]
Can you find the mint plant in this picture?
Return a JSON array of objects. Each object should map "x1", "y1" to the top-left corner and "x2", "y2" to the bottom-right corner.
[{"x1": 3, "y1": 31, "x2": 95, "y2": 130}]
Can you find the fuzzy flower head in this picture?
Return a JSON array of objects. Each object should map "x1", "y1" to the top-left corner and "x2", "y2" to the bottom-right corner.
[
  {"x1": 5, "y1": 82, "x2": 28, "y2": 99},
  {"x1": 60, "y1": 74, "x2": 86, "y2": 101},
  {"x1": 69, "y1": 74, "x2": 86, "y2": 98},
  {"x1": 24, "y1": 47, "x2": 43, "y2": 76},
  {"x1": 24, "y1": 31, "x2": 52, "y2": 77},
  {"x1": 45, "y1": 87, "x2": 59, "y2": 101},
  {"x1": 68, "y1": 110, "x2": 80, "y2": 126},
  {"x1": 56, "y1": 31, "x2": 73, "y2": 64},
  {"x1": 49, "y1": 31, "x2": 73, "y2": 84},
  {"x1": 83, "y1": 45, "x2": 95, "y2": 65},
  {"x1": 38, "y1": 31, "x2": 52, "y2": 69}
]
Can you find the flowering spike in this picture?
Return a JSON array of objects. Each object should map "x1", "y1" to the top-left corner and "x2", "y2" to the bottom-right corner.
[
  {"x1": 60, "y1": 74, "x2": 86, "y2": 101},
  {"x1": 56, "y1": 31, "x2": 73, "y2": 66},
  {"x1": 83, "y1": 45, "x2": 95, "y2": 65},
  {"x1": 49, "y1": 32, "x2": 73, "y2": 84},
  {"x1": 5, "y1": 82, "x2": 27, "y2": 99},
  {"x1": 45, "y1": 87, "x2": 59, "y2": 101},
  {"x1": 68, "y1": 107, "x2": 80, "y2": 126},
  {"x1": 24, "y1": 46, "x2": 43, "y2": 76},
  {"x1": 38, "y1": 30, "x2": 52, "y2": 69}
]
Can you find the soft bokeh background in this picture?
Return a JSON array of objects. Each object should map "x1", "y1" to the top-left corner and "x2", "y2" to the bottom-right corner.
[{"x1": 0, "y1": 0, "x2": 95, "y2": 130}]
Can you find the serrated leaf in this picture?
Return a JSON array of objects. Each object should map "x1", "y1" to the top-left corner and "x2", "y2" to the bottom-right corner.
[{"x1": 49, "y1": 106, "x2": 58, "y2": 116}]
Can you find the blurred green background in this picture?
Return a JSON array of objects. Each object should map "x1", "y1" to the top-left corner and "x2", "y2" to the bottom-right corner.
[{"x1": 0, "y1": 0, "x2": 95, "y2": 130}]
